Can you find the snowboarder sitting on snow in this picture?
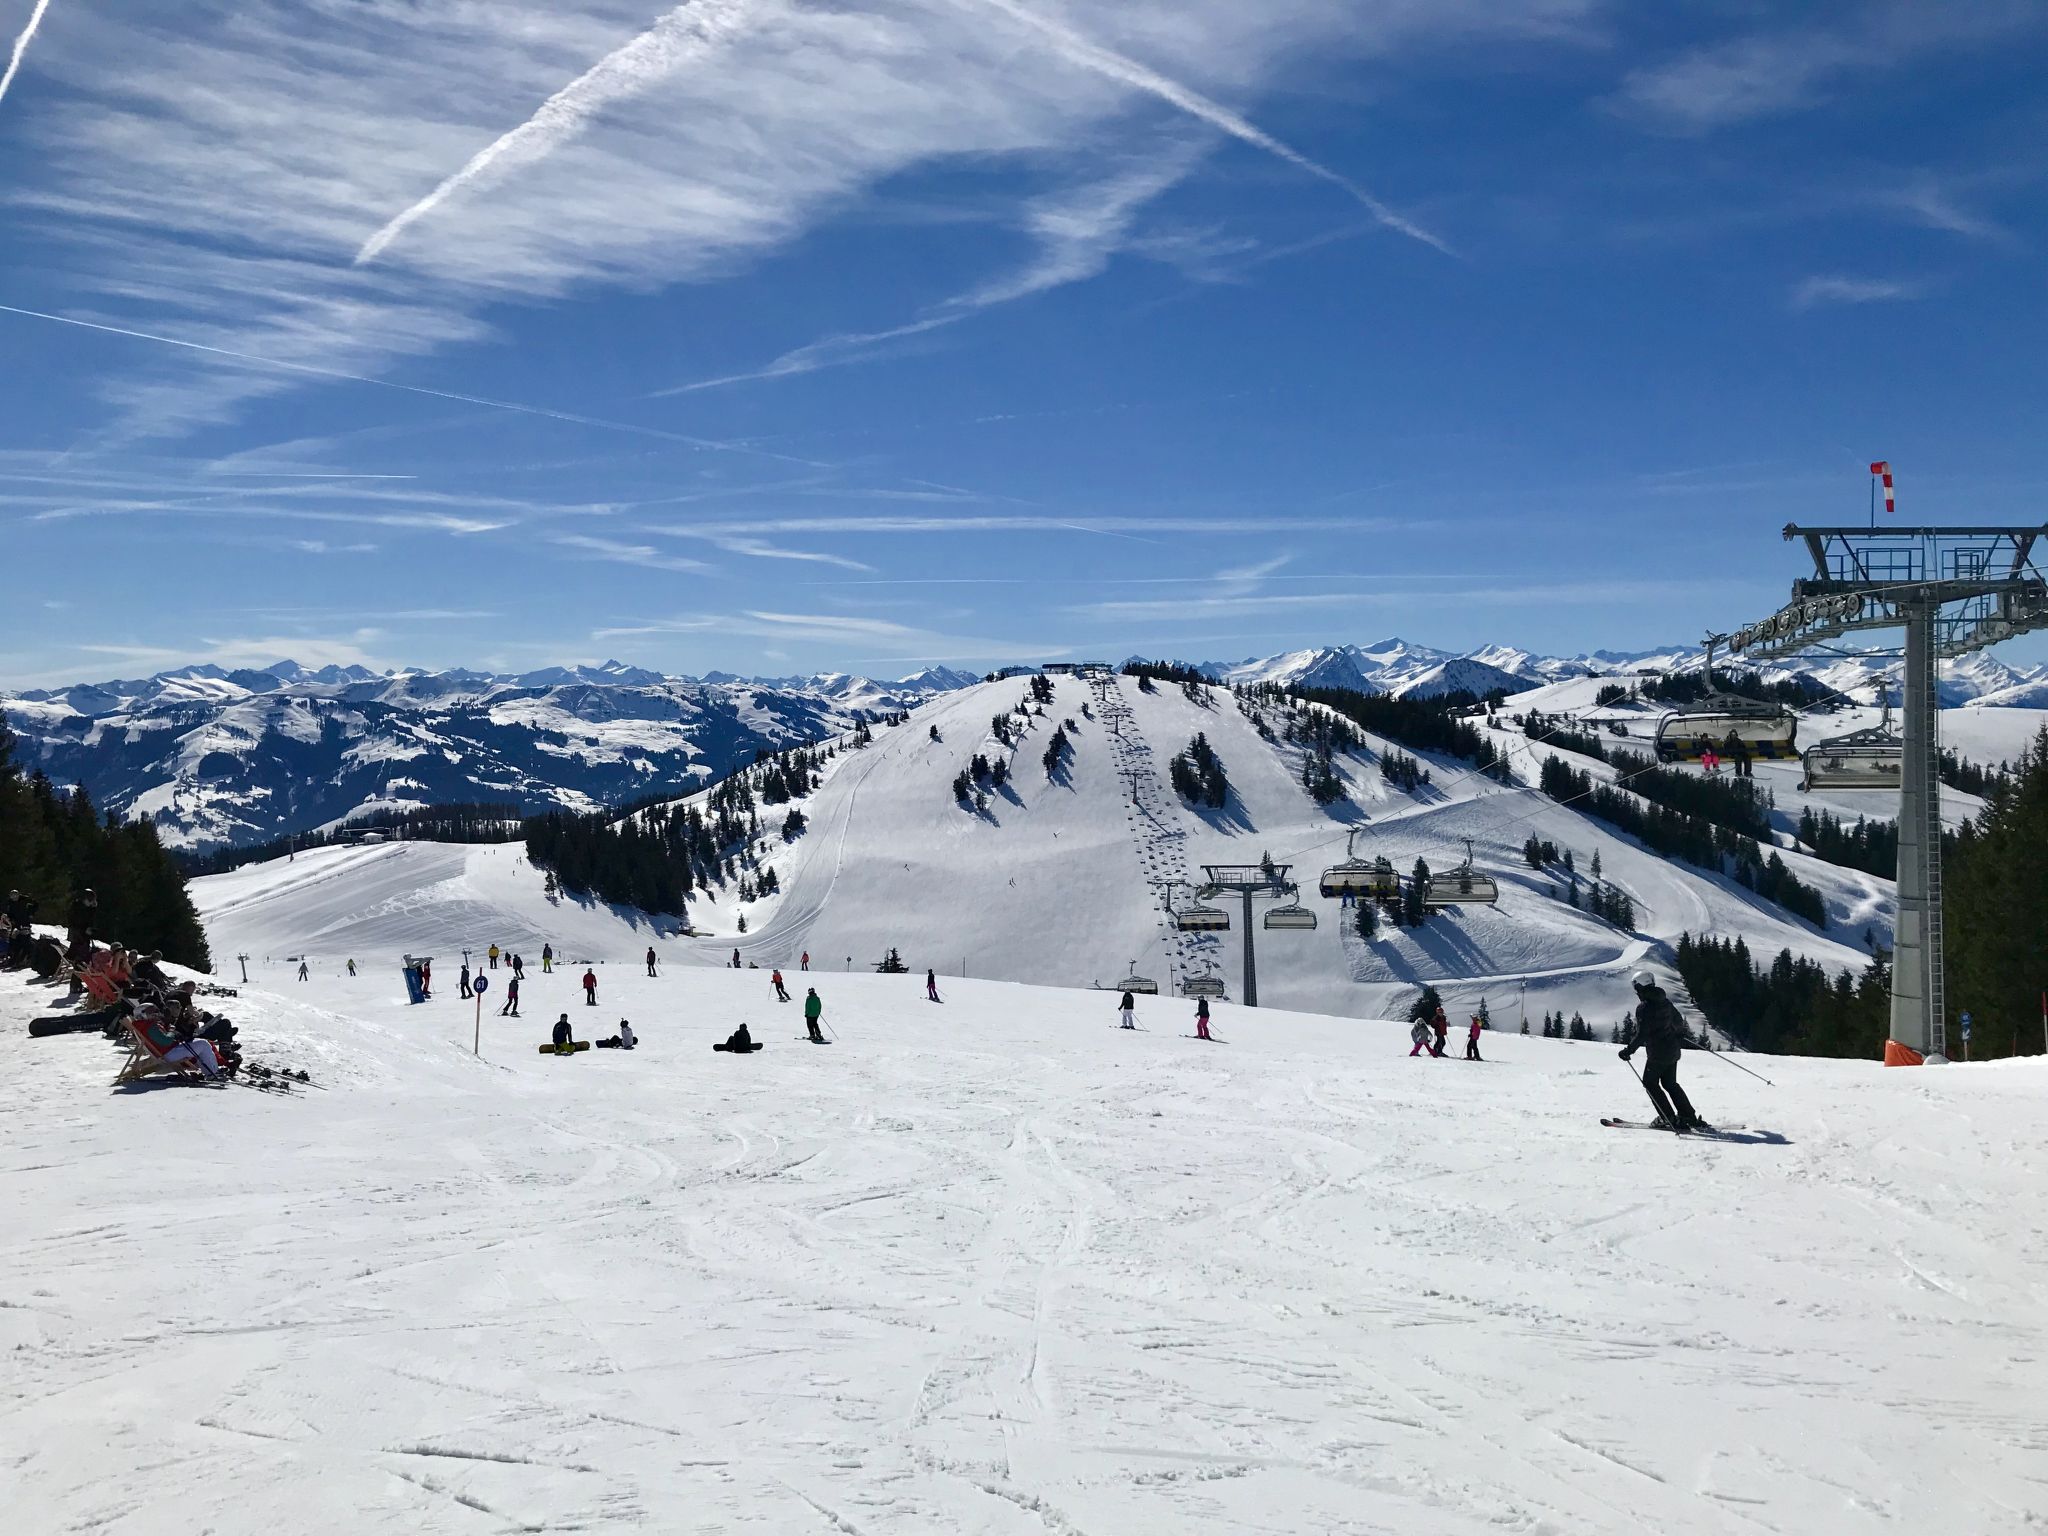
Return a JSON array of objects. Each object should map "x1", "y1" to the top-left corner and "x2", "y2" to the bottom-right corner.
[
  {"x1": 1409, "y1": 1019, "x2": 1433, "y2": 1057},
  {"x1": 715, "y1": 1022, "x2": 757, "y2": 1053},
  {"x1": 551, "y1": 1014, "x2": 575, "y2": 1052},
  {"x1": 804, "y1": 988, "x2": 825, "y2": 1042},
  {"x1": 1620, "y1": 970, "x2": 1709, "y2": 1132},
  {"x1": 617, "y1": 1019, "x2": 635, "y2": 1050},
  {"x1": 582, "y1": 968, "x2": 598, "y2": 1006},
  {"x1": 1117, "y1": 991, "x2": 1137, "y2": 1030}
]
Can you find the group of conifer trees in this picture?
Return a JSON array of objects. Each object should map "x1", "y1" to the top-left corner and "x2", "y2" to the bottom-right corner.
[{"x1": 0, "y1": 713, "x2": 210, "y2": 969}]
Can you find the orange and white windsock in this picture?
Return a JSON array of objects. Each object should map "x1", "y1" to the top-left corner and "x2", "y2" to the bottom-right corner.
[{"x1": 1870, "y1": 461, "x2": 1895, "y2": 514}]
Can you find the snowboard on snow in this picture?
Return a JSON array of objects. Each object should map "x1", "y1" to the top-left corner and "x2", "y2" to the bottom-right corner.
[
  {"x1": 713, "y1": 1042, "x2": 764, "y2": 1053},
  {"x1": 30, "y1": 1011, "x2": 121, "y2": 1038},
  {"x1": 538, "y1": 1042, "x2": 591, "y2": 1055}
]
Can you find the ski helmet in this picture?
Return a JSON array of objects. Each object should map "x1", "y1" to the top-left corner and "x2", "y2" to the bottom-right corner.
[{"x1": 1631, "y1": 969, "x2": 1655, "y2": 989}]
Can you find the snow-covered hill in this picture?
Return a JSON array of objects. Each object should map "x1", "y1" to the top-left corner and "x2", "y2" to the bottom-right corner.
[
  {"x1": 1208, "y1": 636, "x2": 2047, "y2": 707},
  {"x1": 197, "y1": 673, "x2": 1916, "y2": 1032},
  {"x1": 6, "y1": 960, "x2": 2044, "y2": 1534},
  {"x1": 0, "y1": 659, "x2": 971, "y2": 850}
]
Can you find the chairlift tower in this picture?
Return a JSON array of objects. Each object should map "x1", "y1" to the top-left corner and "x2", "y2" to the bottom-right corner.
[
  {"x1": 1724, "y1": 523, "x2": 2048, "y2": 1059},
  {"x1": 1197, "y1": 863, "x2": 1292, "y2": 1007}
]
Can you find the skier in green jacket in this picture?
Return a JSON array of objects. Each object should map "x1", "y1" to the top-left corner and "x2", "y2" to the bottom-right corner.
[{"x1": 803, "y1": 988, "x2": 825, "y2": 1043}]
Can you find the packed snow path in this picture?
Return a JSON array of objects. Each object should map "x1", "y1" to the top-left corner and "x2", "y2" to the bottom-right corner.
[{"x1": 5, "y1": 961, "x2": 2045, "y2": 1533}]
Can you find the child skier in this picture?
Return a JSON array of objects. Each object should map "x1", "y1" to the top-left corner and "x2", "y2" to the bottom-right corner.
[
  {"x1": 1409, "y1": 1019, "x2": 1433, "y2": 1057},
  {"x1": 499, "y1": 976, "x2": 521, "y2": 1017},
  {"x1": 1466, "y1": 1015, "x2": 1483, "y2": 1061},
  {"x1": 1431, "y1": 1006, "x2": 1450, "y2": 1058}
]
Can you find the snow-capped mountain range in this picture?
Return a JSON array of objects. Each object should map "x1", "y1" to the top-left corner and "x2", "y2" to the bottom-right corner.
[
  {"x1": 0, "y1": 660, "x2": 974, "y2": 850},
  {"x1": 3, "y1": 640, "x2": 2040, "y2": 850},
  {"x1": 1199, "y1": 637, "x2": 2048, "y2": 707}
]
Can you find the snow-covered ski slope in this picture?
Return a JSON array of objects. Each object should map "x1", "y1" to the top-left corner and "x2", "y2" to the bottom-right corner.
[
  {"x1": 6, "y1": 960, "x2": 2046, "y2": 1534},
  {"x1": 198, "y1": 674, "x2": 1897, "y2": 1029}
]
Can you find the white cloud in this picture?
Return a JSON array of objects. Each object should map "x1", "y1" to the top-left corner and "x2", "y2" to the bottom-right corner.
[
  {"x1": 550, "y1": 533, "x2": 717, "y2": 574},
  {"x1": 7, "y1": 1, "x2": 1570, "y2": 441},
  {"x1": 1790, "y1": 274, "x2": 1921, "y2": 311},
  {"x1": 1611, "y1": 5, "x2": 2042, "y2": 133}
]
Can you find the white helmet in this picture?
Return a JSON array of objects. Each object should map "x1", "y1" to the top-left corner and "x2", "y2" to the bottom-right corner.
[{"x1": 1631, "y1": 969, "x2": 1655, "y2": 989}]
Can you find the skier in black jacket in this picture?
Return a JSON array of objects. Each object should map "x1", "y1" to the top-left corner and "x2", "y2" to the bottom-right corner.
[{"x1": 1620, "y1": 971, "x2": 1708, "y2": 1131}]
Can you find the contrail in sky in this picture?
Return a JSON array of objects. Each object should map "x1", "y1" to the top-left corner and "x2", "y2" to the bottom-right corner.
[
  {"x1": 965, "y1": 0, "x2": 1453, "y2": 256},
  {"x1": 0, "y1": 300, "x2": 817, "y2": 464},
  {"x1": 0, "y1": 0, "x2": 55, "y2": 107},
  {"x1": 355, "y1": 0, "x2": 759, "y2": 265}
]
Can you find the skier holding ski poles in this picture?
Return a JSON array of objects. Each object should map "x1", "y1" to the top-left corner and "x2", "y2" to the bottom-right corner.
[{"x1": 1620, "y1": 970, "x2": 1710, "y2": 1132}]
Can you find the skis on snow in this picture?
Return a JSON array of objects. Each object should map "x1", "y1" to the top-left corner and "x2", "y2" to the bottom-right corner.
[{"x1": 1600, "y1": 1118, "x2": 1747, "y2": 1135}]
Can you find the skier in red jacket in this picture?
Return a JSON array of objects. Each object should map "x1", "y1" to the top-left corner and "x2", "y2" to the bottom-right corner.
[{"x1": 582, "y1": 968, "x2": 598, "y2": 1006}]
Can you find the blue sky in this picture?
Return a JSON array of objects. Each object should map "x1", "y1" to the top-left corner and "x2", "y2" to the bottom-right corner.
[{"x1": 2, "y1": 0, "x2": 2046, "y2": 686}]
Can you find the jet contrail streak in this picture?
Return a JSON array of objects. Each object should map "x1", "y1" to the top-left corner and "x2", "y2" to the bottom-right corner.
[
  {"x1": 0, "y1": 0, "x2": 54, "y2": 106},
  {"x1": 966, "y1": 0, "x2": 1452, "y2": 257},
  {"x1": 355, "y1": 0, "x2": 758, "y2": 266},
  {"x1": 0, "y1": 301, "x2": 817, "y2": 463}
]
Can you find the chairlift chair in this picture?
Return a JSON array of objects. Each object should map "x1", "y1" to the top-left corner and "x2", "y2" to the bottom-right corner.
[
  {"x1": 1318, "y1": 829, "x2": 1402, "y2": 900},
  {"x1": 1652, "y1": 696, "x2": 1798, "y2": 762},
  {"x1": 1181, "y1": 969, "x2": 1227, "y2": 999},
  {"x1": 1263, "y1": 884, "x2": 1318, "y2": 930},
  {"x1": 1422, "y1": 839, "x2": 1500, "y2": 908},
  {"x1": 1114, "y1": 960, "x2": 1159, "y2": 996},
  {"x1": 1163, "y1": 879, "x2": 1231, "y2": 932},
  {"x1": 1801, "y1": 699, "x2": 1904, "y2": 791}
]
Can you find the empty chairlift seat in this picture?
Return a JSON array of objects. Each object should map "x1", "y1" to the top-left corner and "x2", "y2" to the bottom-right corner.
[
  {"x1": 1801, "y1": 710, "x2": 1904, "y2": 791},
  {"x1": 1422, "y1": 840, "x2": 1500, "y2": 908},
  {"x1": 1263, "y1": 885, "x2": 1318, "y2": 930}
]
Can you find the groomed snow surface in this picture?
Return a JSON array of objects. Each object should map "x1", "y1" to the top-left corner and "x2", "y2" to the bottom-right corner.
[{"x1": 6, "y1": 959, "x2": 2046, "y2": 1534}]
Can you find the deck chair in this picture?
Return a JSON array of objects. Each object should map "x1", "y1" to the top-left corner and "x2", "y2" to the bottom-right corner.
[
  {"x1": 112, "y1": 1007, "x2": 215, "y2": 1087},
  {"x1": 81, "y1": 963, "x2": 125, "y2": 1008}
]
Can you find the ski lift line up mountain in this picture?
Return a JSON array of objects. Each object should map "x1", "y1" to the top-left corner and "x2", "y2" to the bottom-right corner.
[{"x1": 1274, "y1": 654, "x2": 1919, "y2": 882}]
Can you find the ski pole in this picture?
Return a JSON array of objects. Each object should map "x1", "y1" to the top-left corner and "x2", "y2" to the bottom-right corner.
[
  {"x1": 1624, "y1": 1056, "x2": 1667, "y2": 1123},
  {"x1": 1702, "y1": 1049, "x2": 1775, "y2": 1087}
]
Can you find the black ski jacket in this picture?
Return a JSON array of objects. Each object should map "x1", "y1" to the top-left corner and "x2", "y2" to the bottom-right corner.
[{"x1": 1631, "y1": 987, "x2": 1687, "y2": 1055}]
